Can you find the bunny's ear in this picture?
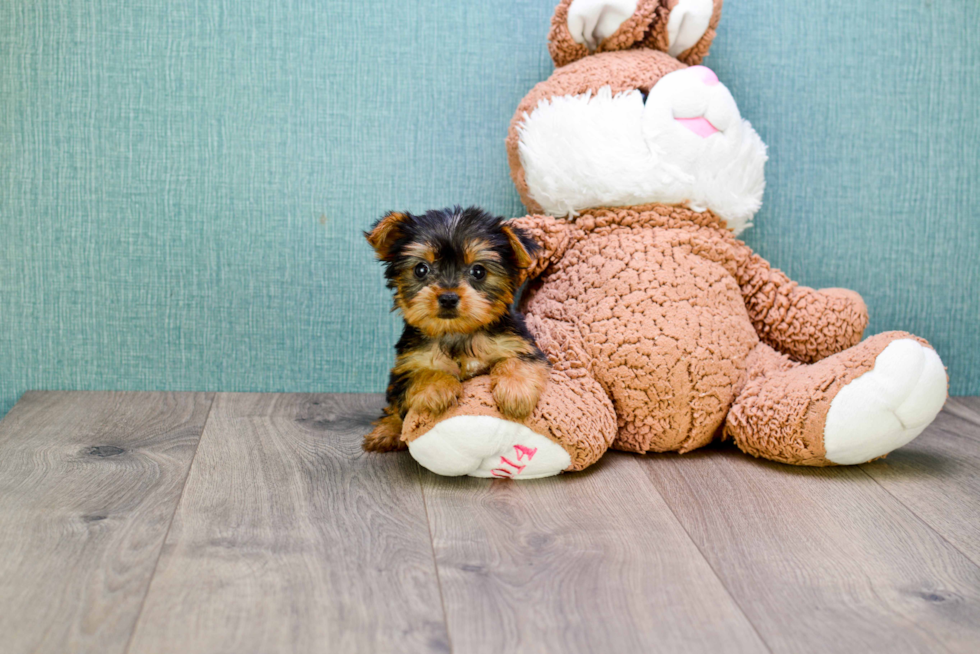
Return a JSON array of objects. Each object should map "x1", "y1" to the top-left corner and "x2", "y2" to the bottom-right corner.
[
  {"x1": 648, "y1": 0, "x2": 723, "y2": 65},
  {"x1": 547, "y1": 0, "x2": 724, "y2": 68},
  {"x1": 549, "y1": 0, "x2": 662, "y2": 68}
]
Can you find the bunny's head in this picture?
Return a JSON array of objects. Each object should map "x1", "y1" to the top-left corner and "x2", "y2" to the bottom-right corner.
[{"x1": 508, "y1": 0, "x2": 766, "y2": 234}]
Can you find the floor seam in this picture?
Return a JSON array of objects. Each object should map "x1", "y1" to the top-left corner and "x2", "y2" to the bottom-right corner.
[
  {"x1": 857, "y1": 463, "x2": 980, "y2": 569},
  {"x1": 633, "y1": 457, "x2": 774, "y2": 654},
  {"x1": 418, "y1": 465, "x2": 455, "y2": 654},
  {"x1": 937, "y1": 397, "x2": 980, "y2": 444},
  {"x1": 121, "y1": 391, "x2": 217, "y2": 654}
]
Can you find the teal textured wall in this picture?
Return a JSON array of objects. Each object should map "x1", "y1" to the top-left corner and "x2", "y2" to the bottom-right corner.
[{"x1": 1, "y1": 0, "x2": 978, "y2": 417}]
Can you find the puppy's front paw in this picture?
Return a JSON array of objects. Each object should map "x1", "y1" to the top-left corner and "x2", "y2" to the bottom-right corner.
[
  {"x1": 491, "y1": 358, "x2": 549, "y2": 420},
  {"x1": 408, "y1": 373, "x2": 463, "y2": 417}
]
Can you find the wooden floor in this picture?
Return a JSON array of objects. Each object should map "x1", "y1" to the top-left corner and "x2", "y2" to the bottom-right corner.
[{"x1": 1, "y1": 393, "x2": 979, "y2": 653}]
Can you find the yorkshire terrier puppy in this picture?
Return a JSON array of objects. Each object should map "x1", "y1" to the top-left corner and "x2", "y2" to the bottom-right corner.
[{"x1": 363, "y1": 206, "x2": 551, "y2": 452}]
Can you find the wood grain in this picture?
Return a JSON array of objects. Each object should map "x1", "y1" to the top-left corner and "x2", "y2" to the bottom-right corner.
[
  {"x1": 127, "y1": 393, "x2": 450, "y2": 654},
  {"x1": 640, "y1": 437, "x2": 980, "y2": 654},
  {"x1": 6, "y1": 392, "x2": 980, "y2": 654},
  {"x1": 421, "y1": 451, "x2": 767, "y2": 654},
  {"x1": 0, "y1": 391, "x2": 213, "y2": 654},
  {"x1": 862, "y1": 397, "x2": 980, "y2": 567}
]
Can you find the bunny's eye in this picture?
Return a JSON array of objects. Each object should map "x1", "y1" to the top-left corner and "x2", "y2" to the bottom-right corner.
[{"x1": 414, "y1": 263, "x2": 429, "y2": 279}]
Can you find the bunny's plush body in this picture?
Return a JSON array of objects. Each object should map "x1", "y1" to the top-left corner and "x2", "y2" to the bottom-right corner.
[{"x1": 398, "y1": 0, "x2": 948, "y2": 478}]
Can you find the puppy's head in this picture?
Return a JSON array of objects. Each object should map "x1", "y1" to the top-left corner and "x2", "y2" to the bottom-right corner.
[{"x1": 366, "y1": 206, "x2": 538, "y2": 337}]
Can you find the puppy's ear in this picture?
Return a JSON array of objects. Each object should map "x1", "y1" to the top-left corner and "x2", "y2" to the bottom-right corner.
[
  {"x1": 501, "y1": 224, "x2": 540, "y2": 276},
  {"x1": 365, "y1": 211, "x2": 410, "y2": 260}
]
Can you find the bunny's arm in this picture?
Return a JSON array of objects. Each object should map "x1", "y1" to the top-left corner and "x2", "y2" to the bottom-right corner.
[{"x1": 732, "y1": 245, "x2": 868, "y2": 364}]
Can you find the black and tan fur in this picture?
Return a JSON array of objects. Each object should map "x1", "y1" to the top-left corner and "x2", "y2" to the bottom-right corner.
[{"x1": 363, "y1": 206, "x2": 551, "y2": 452}]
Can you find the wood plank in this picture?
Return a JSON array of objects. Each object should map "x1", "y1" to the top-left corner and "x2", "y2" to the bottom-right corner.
[
  {"x1": 640, "y1": 434, "x2": 980, "y2": 653},
  {"x1": 422, "y1": 451, "x2": 768, "y2": 654},
  {"x1": 127, "y1": 393, "x2": 450, "y2": 654},
  {"x1": 0, "y1": 391, "x2": 213, "y2": 654},
  {"x1": 862, "y1": 398, "x2": 980, "y2": 567}
]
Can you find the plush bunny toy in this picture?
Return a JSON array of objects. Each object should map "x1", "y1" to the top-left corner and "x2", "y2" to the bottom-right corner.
[{"x1": 398, "y1": 0, "x2": 948, "y2": 479}]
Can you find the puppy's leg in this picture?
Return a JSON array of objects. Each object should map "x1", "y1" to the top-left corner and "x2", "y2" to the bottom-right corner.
[
  {"x1": 406, "y1": 369, "x2": 463, "y2": 417},
  {"x1": 491, "y1": 357, "x2": 550, "y2": 420},
  {"x1": 363, "y1": 411, "x2": 407, "y2": 452}
]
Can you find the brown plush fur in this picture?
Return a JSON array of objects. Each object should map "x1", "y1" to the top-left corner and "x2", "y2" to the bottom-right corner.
[{"x1": 403, "y1": 206, "x2": 924, "y2": 469}]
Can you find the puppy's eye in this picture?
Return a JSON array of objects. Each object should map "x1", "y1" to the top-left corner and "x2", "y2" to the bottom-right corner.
[
  {"x1": 469, "y1": 264, "x2": 486, "y2": 281},
  {"x1": 413, "y1": 263, "x2": 429, "y2": 279}
]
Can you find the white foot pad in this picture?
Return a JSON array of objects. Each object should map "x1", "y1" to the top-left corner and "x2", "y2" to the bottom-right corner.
[
  {"x1": 408, "y1": 415, "x2": 571, "y2": 479},
  {"x1": 824, "y1": 339, "x2": 947, "y2": 465}
]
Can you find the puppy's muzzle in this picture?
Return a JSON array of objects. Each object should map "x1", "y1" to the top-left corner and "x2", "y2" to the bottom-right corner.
[{"x1": 438, "y1": 292, "x2": 460, "y2": 310}]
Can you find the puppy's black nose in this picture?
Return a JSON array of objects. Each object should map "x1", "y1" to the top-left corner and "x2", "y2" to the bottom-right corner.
[{"x1": 438, "y1": 292, "x2": 460, "y2": 309}]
